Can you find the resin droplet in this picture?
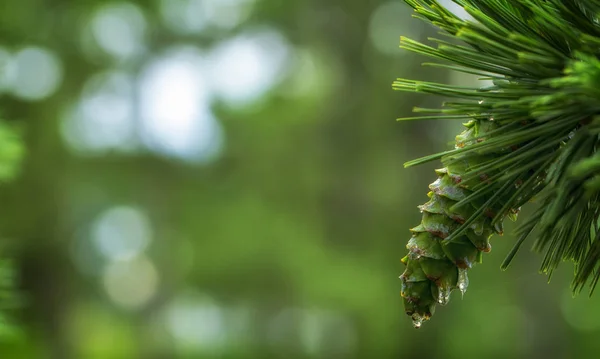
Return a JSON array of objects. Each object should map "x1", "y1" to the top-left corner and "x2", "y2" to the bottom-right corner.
[
  {"x1": 411, "y1": 314, "x2": 424, "y2": 329},
  {"x1": 458, "y1": 268, "x2": 469, "y2": 297}
]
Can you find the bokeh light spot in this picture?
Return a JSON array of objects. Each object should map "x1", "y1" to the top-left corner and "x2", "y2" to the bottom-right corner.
[
  {"x1": 138, "y1": 46, "x2": 224, "y2": 163},
  {"x1": 164, "y1": 292, "x2": 226, "y2": 352},
  {"x1": 91, "y1": 2, "x2": 147, "y2": 60},
  {"x1": 8, "y1": 46, "x2": 63, "y2": 101},
  {"x1": 61, "y1": 70, "x2": 137, "y2": 154},
  {"x1": 207, "y1": 29, "x2": 291, "y2": 106},
  {"x1": 159, "y1": 0, "x2": 255, "y2": 34},
  {"x1": 203, "y1": 0, "x2": 255, "y2": 29},
  {"x1": 91, "y1": 206, "x2": 152, "y2": 261},
  {"x1": 159, "y1": 0, "x2": 208, "y2": 34},
  {"x1": 103, "y1": 255, "x2": 159, "y2": 310}
]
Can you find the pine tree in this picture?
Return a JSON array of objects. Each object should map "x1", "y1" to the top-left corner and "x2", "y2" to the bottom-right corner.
[{"x1": 395, "y1": 0, "x2": 600, "y2": 328}]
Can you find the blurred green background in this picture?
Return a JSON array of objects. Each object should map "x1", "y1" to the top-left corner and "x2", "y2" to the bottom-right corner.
[{"x1": 0, "y1": 0, "x2": 597, "y2": 358}]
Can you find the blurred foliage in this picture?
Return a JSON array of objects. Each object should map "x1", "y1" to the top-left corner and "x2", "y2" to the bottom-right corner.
[{"x1": 0, "y1": 0, "x2": 596, "y2": 359}]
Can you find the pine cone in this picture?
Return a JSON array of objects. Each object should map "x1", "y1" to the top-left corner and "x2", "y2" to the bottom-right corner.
[{"x1": 400, "y1": 119, "x2": 528, "y2": 327}]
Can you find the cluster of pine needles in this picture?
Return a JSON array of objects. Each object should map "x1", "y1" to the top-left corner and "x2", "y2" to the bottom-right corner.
[{"x1": 394, "y1": 0, "x2": 600, "y2": 295}]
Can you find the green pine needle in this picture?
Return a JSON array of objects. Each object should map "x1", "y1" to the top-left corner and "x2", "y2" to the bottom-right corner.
[{"x1": 396, "y1": 0, "x2": 600, "y2": 296}]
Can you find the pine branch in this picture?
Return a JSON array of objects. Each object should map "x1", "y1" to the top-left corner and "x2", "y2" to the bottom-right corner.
[{"x1": 396, "y1": 0, "x2": 600, "y2": 327}]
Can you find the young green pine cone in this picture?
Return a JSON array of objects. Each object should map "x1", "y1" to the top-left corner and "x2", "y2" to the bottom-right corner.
[{"x1": 400, "y1": 119, "x2": 520, "y2": 328}]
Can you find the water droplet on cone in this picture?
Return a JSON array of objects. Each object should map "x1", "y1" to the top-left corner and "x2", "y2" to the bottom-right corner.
[
  {"x1": 411, "y1": 314, "x2": 424, "y2": 329},
  {"x1": 437, "y1": 286, "x2": 451, "y2": 305},
  {"x1": 458, "y1": 268, "x2": 469, "y2": 297},
  {"x1": 471, "y1": 222, "x2": 484, "y2": 235}
]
